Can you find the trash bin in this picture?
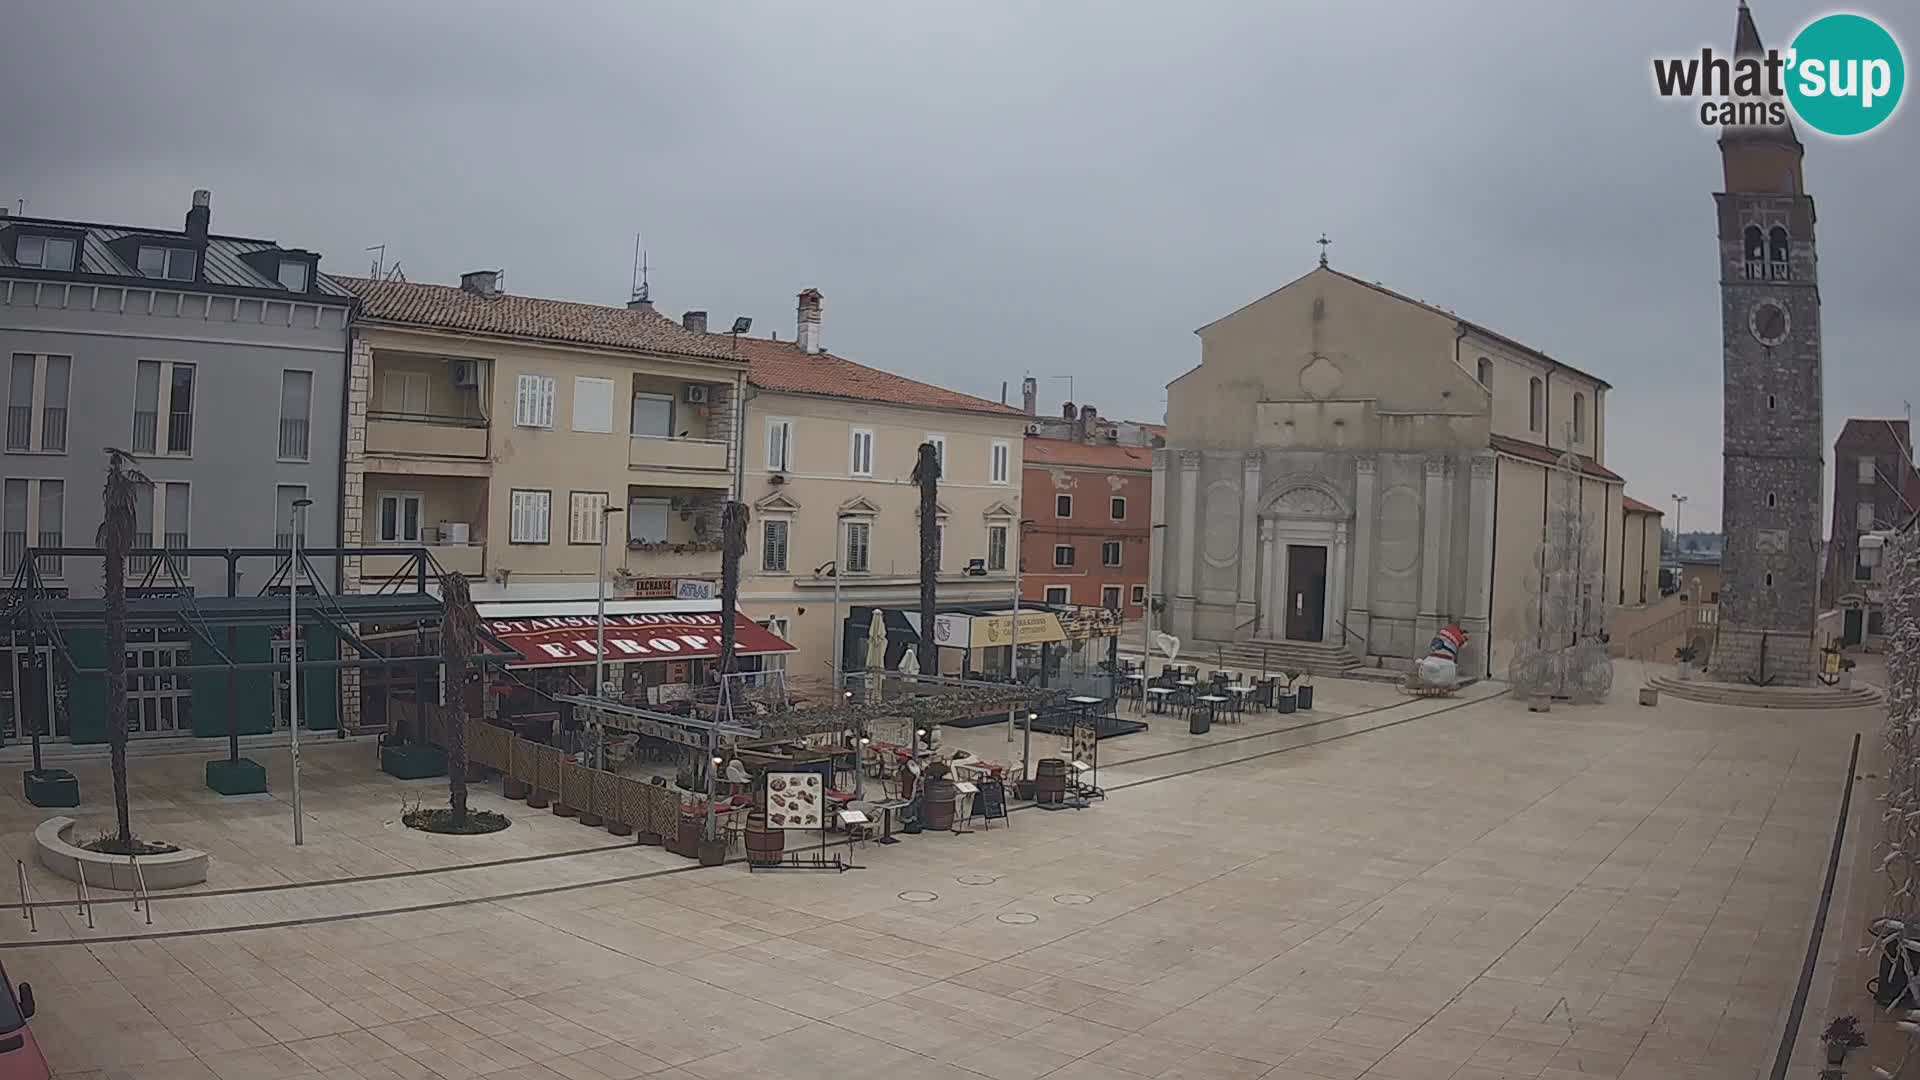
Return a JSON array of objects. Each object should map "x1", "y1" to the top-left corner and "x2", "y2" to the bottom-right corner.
[{"x1": 1189, "y1": 708, "x2": 1210, "y2": 735}]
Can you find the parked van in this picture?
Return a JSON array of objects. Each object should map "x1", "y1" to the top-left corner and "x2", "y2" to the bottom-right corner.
[{"x1": 0, "y1": 965, "x2": 48, "y2": 1080}]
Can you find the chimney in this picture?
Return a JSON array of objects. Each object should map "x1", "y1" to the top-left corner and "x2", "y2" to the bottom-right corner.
[
  {"x1": 682, "y1": 310, "x2": 708, "y2": 334},
  {"x1": 796, "y1": 288, "x2": 823, "y2": 353},
  {"x1": 1021, "y1": 377, "x2": 1037, "y2": 416},
  {"x1": 627, "y1": 296, "x2": 655, "y2": 313},
  {"x1": 1062, "y1": 400, "x2": 1076, "y2": 420},
  {"x1": 460, "y1": 270, "x2": 500, "y2": 297},
  {"x1": 185, "y1": 189, "x2": 211, "y2": 240}
]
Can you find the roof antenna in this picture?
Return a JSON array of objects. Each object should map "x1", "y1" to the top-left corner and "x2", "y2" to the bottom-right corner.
[
  {"x1": 366, "y1": 244, "x2": 386, "y2": 278},
  {"x1": 630, "y1": 233, "x2": 651, "y2": 304}
]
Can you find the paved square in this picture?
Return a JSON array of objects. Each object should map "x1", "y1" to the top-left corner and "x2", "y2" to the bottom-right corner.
[{"x1": 0, "y1": 665, "x2": 1870, "y2": 1079}]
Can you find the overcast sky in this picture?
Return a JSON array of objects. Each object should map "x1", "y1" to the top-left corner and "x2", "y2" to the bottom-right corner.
[{"x1": 5, "y1": 0, "x2": 1914, "y2": 530}]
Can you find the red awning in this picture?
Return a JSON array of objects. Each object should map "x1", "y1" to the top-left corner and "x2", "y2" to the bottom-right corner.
[{"x1": 485, "y1": 612, "x2": 795, "y2": 668}]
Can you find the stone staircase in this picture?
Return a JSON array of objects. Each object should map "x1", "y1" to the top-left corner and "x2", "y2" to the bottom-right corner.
[
  {"x1": 1182, "y1": 638, "x2": 1363, "y2": 679},
  {"x1": 1645, "y1": 675, "x2": 1882, "y2": 710}
]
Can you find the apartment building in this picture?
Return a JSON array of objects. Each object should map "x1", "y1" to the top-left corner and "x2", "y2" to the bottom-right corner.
[
  {"x1": 1019, "y1": 412, "x2": 1153, "y2": 621},
  {"x1": 339, "y1": 272, "x2": 785, "y2": 725},
  {"x1": 732, "y1": 290, "x2": 1030, "y2": 690},
  {"x1": 1824, "y1": 418, "x2": 1920, "y2": 646},
  {"x1": 1, "y1": 190, "x2": 354, "y2": 740}
]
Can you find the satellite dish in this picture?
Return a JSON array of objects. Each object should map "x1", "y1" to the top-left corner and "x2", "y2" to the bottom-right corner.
[{"x1": 1154, "y1": 632, "x2": 1181, "y2": 662}]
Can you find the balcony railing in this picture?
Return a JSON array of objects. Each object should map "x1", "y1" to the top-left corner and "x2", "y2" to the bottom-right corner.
[
  {"x1": 1, "y1": 532, "x2": 23, "y2": 576},
  {"x1": 627, "y1": 434, "x2": 730, "y2": 475},
  {"x1": 132, "y1": 410, "x2": 157, "y2": 454},
  {"x1": 166, "y1": 410, "x2": 192, "y2": 454},
  {"x1": 130, "y1": 531, "x2": 154, "y2": 577},
  {"x1": 4, "y1": 405, "x2": 29, "y2": 450},
  {"x1": 279, "y1": 417, "x2": 309, "y2": 460},
  {"x1": 366, "y1": 412, "x2": 489, "y2": 459},
  {"x1": 34, "y1": 532, "x2": 61, "y2": 578},
  {"x1": 363, "y1": 542, "x2": 484, "y2": 579},
  {"x1": 39, "y1": 407, "x2": 64, "y2": 452}
]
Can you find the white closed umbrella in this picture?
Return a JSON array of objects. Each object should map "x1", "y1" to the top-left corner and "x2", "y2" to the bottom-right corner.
[
  {"x1": 900, "y1": 648, "x2": 920, "y2": 676},
  {"x1": 866, "y1": 610, "x2": 888, "y2": 672}
]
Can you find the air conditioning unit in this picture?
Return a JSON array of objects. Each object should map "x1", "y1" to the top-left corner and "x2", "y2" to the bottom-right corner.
[
  {"x1": 450, "y1": 360, "x2": 480, "y2": 388},
  {"x1": 683, "y1": 384, "x2": 710, "y2": 404}
]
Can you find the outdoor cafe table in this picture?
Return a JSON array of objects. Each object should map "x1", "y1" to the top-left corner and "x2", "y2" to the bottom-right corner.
[
  {"x1": 1195, "y1": 693, "x2": 1230, "y2": 723},
  {"x1": 1145, "y1": 687, "x2": 1177, "y2": 714},
  {"x1": 1226, "y1": 684, "x2": 1257, "y2": 711},
  {"x1": 1120, "y1": 673, "x2": 1146, "y2": 702}
]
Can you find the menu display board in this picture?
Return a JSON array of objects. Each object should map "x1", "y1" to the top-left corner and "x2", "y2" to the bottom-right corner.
[{"x1": 766, "y1": 772, "x2": 823, "y2": 831}]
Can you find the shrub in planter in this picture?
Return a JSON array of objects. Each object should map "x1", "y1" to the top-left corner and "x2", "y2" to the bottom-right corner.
[
  {"x1": 1821, "y1": 1015, "x2": 1865, "y2": 1065},
  {"x1": 1674, "y1": 643, "x2": 1699, "y2": 681},
  {"x1": 1275, "y1": 670, "x2": 1300, "y2": 714}
]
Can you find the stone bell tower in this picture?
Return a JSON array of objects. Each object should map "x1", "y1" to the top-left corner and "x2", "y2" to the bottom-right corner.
[{"x1": 1705, "y1": 2, "x2": 1824, "y2": 685}]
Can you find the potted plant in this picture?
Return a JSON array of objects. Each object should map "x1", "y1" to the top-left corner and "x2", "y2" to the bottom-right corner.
[
  {"x1": 1295, "y1": 672, "x2": 1315, "y2": 711},
  {"x1": 1275, "y1": 670, "x2": 1300, "y2": 714},
  {"x1": 1839, "y1": 655, "x2": 1857, "y2": 689},
  {"x1": 1821, "y1": 1015, "x2": 1866, "y2": 1065},
  {"x1": 1674, "y1": 643, "x2": 1699, "y2": 681}
]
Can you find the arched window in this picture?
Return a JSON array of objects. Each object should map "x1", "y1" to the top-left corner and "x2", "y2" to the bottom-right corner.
[
  {"x1": 1768, "y1": 226, "x2": 1791, "y2": 280},
  {"x1": 1743, "y1": 225, "x2": 1765, "y2": 279},
  {"x1": 1528, "y1": 377, "x2": 1543, "y2": 433},
  {"x1": 1768, "y1": 394, "x2": 1777, "y2": 410},
  {"x1": 1766, "y1": 572, "x2": 1775, "y2": 588},
  {"x1": 1477, "y1": 357, "x2": 1492, "y2": 388},
  {"x1": 1572, "y1": 392, "x2": 1587, "y2": 444},
  {"x1": 1744, "y1": 225, "x2": 1765, "y2": 260},
  {"x1": 1767, "y1": 492, "x2": 1777, "y2": 508}
]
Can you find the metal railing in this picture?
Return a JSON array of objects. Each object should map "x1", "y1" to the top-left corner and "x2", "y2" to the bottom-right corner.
[
  {"x1": 74, "y1": 859, "x2": 93, "y2": 930},
  {"x1": 129, "y1": 854, "x2": 152, "y2": 925},
  {"x1": 34, "y1": 531, "x2": 61, "y2": 578},
  {"x1": 130, "y1": 531, "x2": 154, "y2": 576},
  {"x1": 278, "y1": 417, "x2": 309, "y2": 460},
  {"x1": 4, "y1": 405, "x2": 29, "y2": 450},
  {"x1": 40, "y1": 406, "x2": 65, "y2": 451},
  {"x1": 1, "y1": 532, "x2": 24, "y2": 577},
  {"x1": 132, "y1": 410, "x2": 157, "y2": 454},
  {"x1": 15, "y1": 861, "x2": 34, "y2": 934},
  {"x1": 165, "y1": 410, "x2": 192, "y2": 454}
]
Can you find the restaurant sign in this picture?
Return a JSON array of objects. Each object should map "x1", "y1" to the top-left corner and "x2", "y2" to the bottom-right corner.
[
  {"x1": 970, "y1": 611, "x2": 1068, "y2": 647},
  {"x1": 485, "y1": 612, "x2": 794, "y2": 667}
]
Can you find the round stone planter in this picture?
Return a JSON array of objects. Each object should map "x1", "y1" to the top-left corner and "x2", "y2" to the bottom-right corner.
[
  {"x1": 606, "y1": 820, "x2": 633, "y2": 837},
  {"x1": 578, "y1": 812, "x2": 604, "y2": 827},
  {"x1": 526, "y1": 789, "x2": 552, "y2": 809},
  {"x1": 34, "y1": 817, "x2": 208, "y2": 891},
  {"x1": 552, "y1": 803, "x2": 579, "y2": 818},
  {"x1": 502, "y1": 778, "x2": 530, "y2": 800}
]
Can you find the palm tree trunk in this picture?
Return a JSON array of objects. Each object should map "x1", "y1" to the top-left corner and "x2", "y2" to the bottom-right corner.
[
  {"x1": 718, "y1": 502, "x2": 748, "y2": 678},
  {"x1": 440, "y1": 573, "x2": 480, "y2": 827},
  {"x1": 912, "y1": 443, "x2": 941, "y2": 675},
  {"x1": 100, "y1": 449, "x2": 145, "y2": 850}
]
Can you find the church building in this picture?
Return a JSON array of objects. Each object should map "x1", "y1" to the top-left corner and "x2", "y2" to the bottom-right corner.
[{"x1": 1154, "y1": 255, "x2": 1659, "y2": 679}]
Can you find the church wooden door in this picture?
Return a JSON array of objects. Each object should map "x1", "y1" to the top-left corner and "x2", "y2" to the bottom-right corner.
[{"x1": 1284, "y1": 545, "x2": 1328, "y2": 643}]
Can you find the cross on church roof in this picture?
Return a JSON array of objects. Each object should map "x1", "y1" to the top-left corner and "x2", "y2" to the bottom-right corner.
[{"x1": 1317, "y1": 233, "x2": 1331, "y2": 267}]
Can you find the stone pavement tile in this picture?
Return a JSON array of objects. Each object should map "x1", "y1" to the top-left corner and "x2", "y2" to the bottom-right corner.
[
  {"x1": 1154, "y1": 1049, "x2": 1276, "y2": 1080},
  {"x1": 1021, "y1": 1015, "x2": 1132, "y2": 1058},
  {"x1": 942, "y1": 1037, "x2": 1077, "y2": 1080},
  {"x1": 198, "y1": 1044, "x2": 319, "y2": 1080},
  {"x1": 1366, "y1": 1048, "x2": 1467, "y2": 1079},
  {"x1": 284, "y1": 1030, "x2": 411, "y2": 1071},
  {"x1": 1279, "y1": 1037, "x2": 1386, "y2": 1080},
  {"x1": 346, "y1": 1055, "x2": 445, "y2": 1080},
  {"x1": 250, "y1": 1003, "x2": 362, "y2": 1042},
  {"x1": 403, "y1": 1037, "x2": 534, "y2": 1080},
  {"x1": 1085, "y1": 1032, "x2": 1214, "y2": 1077},
  {"x1": 166, "y1": 1018, "x2": 278, "y2": 1056},
  {"x1": 546, "y1": 1044, "x2": 675, "y2": 1080}
]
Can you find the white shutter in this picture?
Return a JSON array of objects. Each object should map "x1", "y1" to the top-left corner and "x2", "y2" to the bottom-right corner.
[
  {"x1": 572, "y1": 377, "x2": 613, "y2": 433},
  {"x1": 511, "y1": 491, "x2": 550, "y2": 543},
  {"x1": 767, "y1": 419, "x2": 791, "y2": 470},
  {"x1": 516, "y1": 374, "x2": 555, "y2": 427}
]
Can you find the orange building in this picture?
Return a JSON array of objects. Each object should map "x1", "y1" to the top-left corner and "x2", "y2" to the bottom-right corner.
[{"x1": 1020, "y1": 436, "x2": 1153, "y2": 620}]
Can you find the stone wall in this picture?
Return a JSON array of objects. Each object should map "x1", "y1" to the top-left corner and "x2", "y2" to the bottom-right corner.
[{"x1": 340, "y1": 335, "x2": 372, "y2": 730}]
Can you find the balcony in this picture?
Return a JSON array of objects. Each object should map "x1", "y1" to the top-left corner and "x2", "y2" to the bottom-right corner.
[
  {"x1": 621, "y1": 543, "x2": 723, "y2": 580},
  {"x1": 361, "y1": 542, "x2": 485, "y2": 582},
  {"x1": 628, "y1": 435, "x2": 730, "y2": 486},
  {"x1": 366, "y1": 413, "x2": 489, "y2": 464}
]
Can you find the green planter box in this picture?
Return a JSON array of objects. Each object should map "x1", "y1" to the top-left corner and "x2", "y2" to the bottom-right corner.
[
  {"x1": 381, "y1": 745, "x2": 447, "y2": 780},
  {"x1": 205, "y1": 758, "x2": 269, "y2": 796},
  {"x1": 23, "y1": 769, "x2": 80, "y2": 808}
]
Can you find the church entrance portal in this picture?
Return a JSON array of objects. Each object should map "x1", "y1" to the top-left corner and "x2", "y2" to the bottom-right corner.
[{"x1": 1284, "y1": 544, "x2": 1328, "y2": 643}]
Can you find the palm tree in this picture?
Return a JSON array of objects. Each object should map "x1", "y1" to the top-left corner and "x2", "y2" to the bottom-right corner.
[
  {"x1": 911, "y1": 442, "x2": 941, "y2": 675},
  {"x1": 439, "y1": 572, "x2": 480, "y2": 828},
  {"x1": 717, "y1": 502, "x2": 749, "y2": 679},
  {"x1": 99, "y1": 448, "x2": 148, "y2": 851}
]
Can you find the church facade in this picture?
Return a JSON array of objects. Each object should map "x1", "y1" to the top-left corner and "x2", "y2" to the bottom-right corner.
[{"x1": 1155, "y1": 263, "x2": 1649, "y2": 679}]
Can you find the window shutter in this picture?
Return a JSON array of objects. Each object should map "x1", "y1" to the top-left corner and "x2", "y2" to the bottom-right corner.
[{"x1": 572, "y1": 378, "x2": 613, "y2": 433}]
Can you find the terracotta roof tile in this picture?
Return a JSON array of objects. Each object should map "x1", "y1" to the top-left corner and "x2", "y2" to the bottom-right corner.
[
  {"x1": 1489, "y1": 432, "x2": 1623, "y2": 482},
  {"x1": 1024, "y1": 437, "x2": 1153, "y2": 470},
  {"x1": 727, "y1": 335, "x2": 1023, "y2": 416},
  {"x1": 1622, "y1": 495, "x2": 1663, "y2": 515},
  {"x1": 341, "y1": 277, "x2": 742, "y2": 361}
]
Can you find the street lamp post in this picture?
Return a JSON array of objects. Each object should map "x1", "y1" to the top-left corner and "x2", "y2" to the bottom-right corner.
[
  {"x1": 289, "y1": 497, "x2": 313, "y2": 846},
  {"x1": 593, "y1": 504, "x2": 624, "y2": 770},
  {"x1": 1669, "y1": 493, "x2": 1688, "y2": 558}
]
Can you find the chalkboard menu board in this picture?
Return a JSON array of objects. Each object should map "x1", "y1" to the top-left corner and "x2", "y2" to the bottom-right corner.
[{"x1": 976, "y1": 779, "x2": 1008, "y2": 823}]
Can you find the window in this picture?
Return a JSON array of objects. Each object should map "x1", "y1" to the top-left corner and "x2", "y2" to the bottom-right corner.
[
  {"x1": 766, "y1": 418, "x2": 794, "y2": 471},
  {"x1": 572, "y1": 376, "x2": 614, "y2": 433},
  {"x1": 1044, "y1": 585, "x2": 1070, "y2": 605},
  {"x1": 0, "y1": 480, "x2": 23, "y2": 577},
  {"x1": 850, "y1": 429, "x2": 874, "y2": 477},
  {"x1": 1102, "y1": 540, "x2": 1122, "y2": 566},
  {"x1": 1858, "y1": 502, "x2": 1877, "y2": 531},
  {"x1": 1054, "y1": 544, "x2": 1075, "y2": 567},
  {"x1": 1110, "y1": 496, "x2": 1126, "y2": 521},
  {"x1": 1131, "y1": 584, "x2": 1146, "y2": 605},
  {"x1": 626, "y1": 496, "x2": 670, "y2": 544},
  {"x1": 135, "y1": 361, "x2": 196, "y2": 454},
  {"x1": 629, "y1": 392, "x2": 673, "y2": 438},
  {"x1": 987, "y1": 523, "x2": 1008, "y2": 571},
  {"x1": 1858, "y1": 558, "x2": 1875, "y2": 582},
  {"x1": 1528, "y1": 377, "x2": 1543, "y2": 433},
  {"x1": 1056, "y1": 494, "x2": 1072, "y2": 518},
  {"x1": 924, "y1": 434, "x2": 947, "y2": 472},
  {"x1": 1102, "y1": 585, "x2": 1123, "y2": 611},
  {"x1": 14, "y1": 235, "x2": 75, "y2": 271},
  {"x1": 278, "y1": 370, "x2": 312, "y2": 460},
  {"x1": 761, "y1": 519, "x2": 790, "y2": 572},
  {"x1": 277, "y1": 259, "x2": 309, "y2": 292},
  {"x1": 379, "y1": 371, "x2": 430, "y2": 416},
  {"x1": 934, "y1": 523, "x2": 945, "y2": 570},
  {"x1": 844, "y1": 521, "x2": 871, "y2": 573},
  {"x1": 378, "y1": 492, "x2": 423, "y2": 543},
  {"x1": 990, "y1": 440, "x2": 1010, "y2": 485},
  {"x1": 1859, "y1": 457, "x2": 1877, "y2": 485},
  {"x1": 1768, "y1": 394, "x2": 1776, "y2": 411},
  {"x1": 1476, "y1": 357, "x2": 1492, "y2": 387},
  {"x1": 1766, "y1": 492, "x2": 1776, "y2": 508},
  {"x1": 125, "y1": 628, "x2": 193, "y2": 736},
  {"x1": 6, "y1": 354, "x2": 69, "y2": 453},
  {"x1": 509, "y1": 490, "x2": 551, "y2": 543},
  {"x1": 1769, "y1": 226, "x2": 1791, "y2": 276},
  {"x1": 1765, "y1": 572, "x2": 1774, "y2": 588},
  {"x1": 161, "y1": 482, "x2": 189, "y2": 550},
  {"x1": 514, "y1": 374, "x2": 555, "y2": 428},
  {"x1": 568, "y1": 491, "x2": 610, "y2": 544},
  {"x1": 137, "y1": 246, "x2": 195, "y2": 281},
  {"x1": 274, "y1": 484, "x2": 307, "y2": 550},
  {"x1": 1572, "y1": 392, "x2": 1586, "y2": 443}
]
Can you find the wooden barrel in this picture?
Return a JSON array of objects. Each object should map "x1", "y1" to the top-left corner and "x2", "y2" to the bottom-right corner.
[
  {"x1": 1034, "y1": 759, "x2": 1068, "y2": 804},
  {"x1": 923, "y1": 777, "x2": 957, "y2": 831},
  {"x1": 745, "y1": 812, "x2": 784, "y2": 867}
]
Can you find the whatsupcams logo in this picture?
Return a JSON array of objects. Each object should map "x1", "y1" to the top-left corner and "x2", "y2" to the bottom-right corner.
[{"x1": 1653, "y1": 11, "x2": 1905, "y2": 137}]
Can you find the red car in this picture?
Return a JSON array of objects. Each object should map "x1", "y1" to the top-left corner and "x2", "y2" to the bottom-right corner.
[{"x1": 0, "y1": 965, "x2": 47, "y2": 1080}]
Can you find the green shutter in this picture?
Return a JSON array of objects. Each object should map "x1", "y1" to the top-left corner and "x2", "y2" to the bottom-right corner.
[
  {"x1": 304, "y1": 624, "x2": 339, "y2": 730},
  {"x1": 64, "y1": 630, "x2": 107, "y2": 745},
  {"x1": 192, "y1": 626, "x2": 272, "y2": 738}
]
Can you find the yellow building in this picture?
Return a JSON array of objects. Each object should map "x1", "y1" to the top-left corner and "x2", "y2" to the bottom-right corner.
[{"x1": 727, "y1": 290, "x2": 1031, "y2": 691}]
